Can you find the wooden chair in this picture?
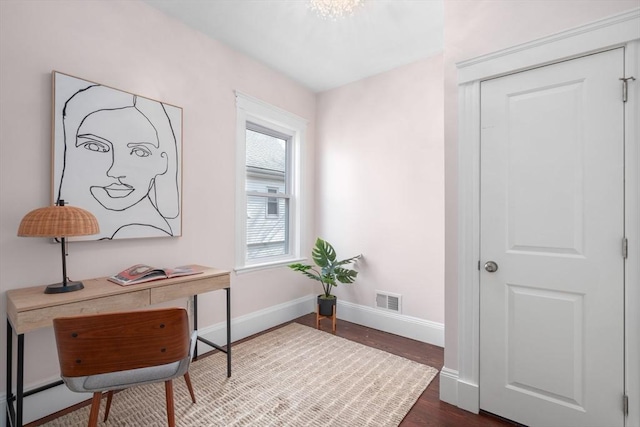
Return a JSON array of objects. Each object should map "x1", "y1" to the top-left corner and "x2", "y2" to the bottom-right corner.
[{"x1": 53, "y1": 308, "x2": 197, "y2": 427}]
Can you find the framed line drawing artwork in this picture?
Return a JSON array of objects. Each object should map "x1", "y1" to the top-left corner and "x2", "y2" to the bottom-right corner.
[{"x1": 52, "y1": 71, "x2": 182, "y2": 240}]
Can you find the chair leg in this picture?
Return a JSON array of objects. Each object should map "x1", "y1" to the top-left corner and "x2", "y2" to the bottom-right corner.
[
  {"x1": 88, "y1": 392, "x2": 102, "y2": 427},
  {"x1": 103, "y1": 390, "x2": 114, "y2": 422},
  {"x1": 165, "y1": 379, "x2": 175, "y2": 427},
  {"x1": 184, "y1": 372, "x2": 196, "y2": 403}
]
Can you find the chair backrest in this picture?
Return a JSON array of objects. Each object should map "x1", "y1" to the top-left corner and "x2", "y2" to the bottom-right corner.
[{"x1": 53, "y1": 308, "x2": 190, "y2": 378}]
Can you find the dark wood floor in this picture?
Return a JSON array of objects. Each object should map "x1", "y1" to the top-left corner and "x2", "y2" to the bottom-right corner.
[{"x1": 30, "y1": 313, "x2": 518, "y2": 426}]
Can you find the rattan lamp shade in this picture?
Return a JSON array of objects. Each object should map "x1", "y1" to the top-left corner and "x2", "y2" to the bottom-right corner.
[
  {"x1": 18, "y1": 205, "x2": 99, "y2": 238},
  {"x1": 18, "y1": 201, "x2": 99, "y2": 294}
]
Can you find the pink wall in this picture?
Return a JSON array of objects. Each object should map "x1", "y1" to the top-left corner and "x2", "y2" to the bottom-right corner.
[
  {"x1": 316, "y1": 55, "x2": 445, "y2": 323},
  {"x1": 442, "y1": 0, "x2": 639, "y2": 369},
  {"x1": 0, "y1": 0, "x2": 316, "y2": 400}
]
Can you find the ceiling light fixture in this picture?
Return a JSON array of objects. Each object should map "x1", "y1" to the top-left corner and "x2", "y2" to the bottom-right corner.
[{"x1": 309, "y1": 0, "x2": 364, "y2": 20}]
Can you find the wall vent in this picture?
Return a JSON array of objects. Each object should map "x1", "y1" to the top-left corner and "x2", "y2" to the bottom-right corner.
[{"x1": 375, "y1": 291, "x2": 401, "y2": 313}]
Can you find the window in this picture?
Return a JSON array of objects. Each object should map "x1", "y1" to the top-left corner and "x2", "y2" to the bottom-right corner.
[
  {"x1": 266, "y1": 187, "x2": 279, "y2": 217},
  {"x1": 235, "y1": 92, "x2": 307, "y2": 271}
]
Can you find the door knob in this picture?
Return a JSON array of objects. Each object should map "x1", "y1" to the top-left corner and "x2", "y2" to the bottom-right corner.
[{"x1": 484, "y1": 261, "x2": 498, "y2": 273}]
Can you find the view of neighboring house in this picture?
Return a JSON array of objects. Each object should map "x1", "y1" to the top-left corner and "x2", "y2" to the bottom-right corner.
[{"x1": 245, "y1": 127, "x2": 288, "y2": 260}]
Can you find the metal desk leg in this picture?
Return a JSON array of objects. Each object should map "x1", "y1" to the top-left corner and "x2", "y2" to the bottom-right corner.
[
  {"x1": 193, "y1": 288, "x2": 231, "y2": 378},
  {"x1": 6, "y1": 320, "x2": 13, "y2": 427},
  {"x1": 226, "y1": 287, "x2": 231, "y2": 378},
  {"x1": 5, "y1": 320, "x2": 24, "y2": 427},
  {"x1": 16, "y1": 333, "x2": 24, "y2": 427},
  {"x1": 192, "y1": 288, "x2": 231, "y2": 377},
  {"x1": 5, "y1": 320, "x2": 67, "y2": 427},
  {"x1": 193, "y1": 294, "x2": 198, "y2": 358}
]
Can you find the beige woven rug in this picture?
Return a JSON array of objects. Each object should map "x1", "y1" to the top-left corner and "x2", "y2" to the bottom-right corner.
[{"x1": 41, "y1": 323, "x2": 438, "y2": 426}]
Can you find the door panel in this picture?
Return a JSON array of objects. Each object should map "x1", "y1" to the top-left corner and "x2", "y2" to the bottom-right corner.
[
  {"x1": 506, "y1": 285, "x2": 584, "y2": 407},
  {"x1": 506, "y1": 80, "x2": 585, "y2": 256},
  {"x1": 480, "y1": 48, "x2": 624, "y2": 427}
]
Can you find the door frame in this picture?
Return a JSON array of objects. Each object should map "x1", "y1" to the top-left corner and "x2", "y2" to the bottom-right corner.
[{"x1": 455, "y1": 8, "x2": 640, "y2": 426}]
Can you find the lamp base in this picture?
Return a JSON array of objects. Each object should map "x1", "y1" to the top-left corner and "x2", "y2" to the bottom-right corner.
[{"x1": 44, "y1": 281, "x2": 85, "y2": 294}]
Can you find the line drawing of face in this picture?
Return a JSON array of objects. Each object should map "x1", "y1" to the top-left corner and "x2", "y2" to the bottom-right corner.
[
  {"x1": 56, "y1": 78, "x2": 181, "y2": 240},
  {"x1": 77, "y1": 107, "x2": 168, "y2": 211}
]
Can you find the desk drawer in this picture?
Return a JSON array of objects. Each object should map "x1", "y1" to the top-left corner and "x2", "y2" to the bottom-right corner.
[
  {"x1": 12, "y1": 290, "x2": 150, "y2": 334},
  {"x1": 150, "y1": 274, "x2": 230, "y2": 304}
]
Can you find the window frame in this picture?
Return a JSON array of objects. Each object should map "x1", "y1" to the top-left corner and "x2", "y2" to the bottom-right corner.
[{"x1": 235, "y1": 91, "x2": 307, "y2": 272}]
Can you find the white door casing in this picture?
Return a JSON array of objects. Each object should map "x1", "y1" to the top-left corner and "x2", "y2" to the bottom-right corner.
[
  {"x1": 450, "y1": 9, "x2": 640, "y2": 427},
  {"x1": 479, "y1": 48, "x2": 624, "y2": 426}
]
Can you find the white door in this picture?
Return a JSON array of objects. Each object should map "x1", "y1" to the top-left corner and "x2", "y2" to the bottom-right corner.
[{"x1": 479, "y1": 48, "x2": 625, "y2": 427}]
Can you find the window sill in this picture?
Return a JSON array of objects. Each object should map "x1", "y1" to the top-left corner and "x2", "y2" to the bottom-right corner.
[{"x1": 234, "y1": 257, "x2": 306, "y2": 275}]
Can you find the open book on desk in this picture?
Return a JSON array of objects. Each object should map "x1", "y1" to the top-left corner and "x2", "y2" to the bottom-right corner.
[{"x1": 108, "y1": 264, "x2": 203, "y2": 286}]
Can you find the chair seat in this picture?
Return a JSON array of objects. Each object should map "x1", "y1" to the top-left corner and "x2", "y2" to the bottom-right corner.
[{"x1": 64, "y1": 359, "x2": 187, "y2": 392}]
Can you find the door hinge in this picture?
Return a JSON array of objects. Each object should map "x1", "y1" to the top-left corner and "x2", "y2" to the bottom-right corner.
[
  {"x1": 622, "y1": 238, "x2": 628, "y2": 259},
  {"x1": 620, "y1": 77, "x2": 636, "y2": 102},
  {"x1": 623, "y1": 394, "x2": 629, "y2": 416}
]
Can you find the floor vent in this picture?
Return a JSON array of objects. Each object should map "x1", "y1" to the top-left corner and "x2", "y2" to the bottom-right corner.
[{"x1": 375, "y1": 291, "x2": 401, "y2": 313}]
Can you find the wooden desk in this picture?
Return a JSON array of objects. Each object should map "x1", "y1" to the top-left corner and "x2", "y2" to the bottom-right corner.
[{"x1": 5, "y1": 265, "x2": 231, "y2": 427}]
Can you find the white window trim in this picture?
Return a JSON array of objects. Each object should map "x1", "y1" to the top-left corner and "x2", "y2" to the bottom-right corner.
[{"x1": 235, "y1": 91, "x2": 308, "y2": 272}]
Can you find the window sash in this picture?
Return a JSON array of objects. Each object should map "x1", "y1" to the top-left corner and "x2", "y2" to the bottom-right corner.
[{"x1": 246, "y1": 194, "x2": 290, "y2": 260}]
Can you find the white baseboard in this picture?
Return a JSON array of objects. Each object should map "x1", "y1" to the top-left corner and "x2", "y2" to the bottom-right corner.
[
  {"x1": 336, "y1": 299, "x2": 445, "y2": 347},
  {"x1": 457, "y1": 379, "x2": 480, "y2": 414},
  {"x1": 195, "y1": 294, "x2": 316, "y2": 353},
  {"x1": 436, "y1": 367, "x2": 479, "y2": 413},
  {"x1": 439, "y1": 366, "x2": 459, "y2": 405},
  {"x1": 197, "y1": 294, "x2": 444, "y2": 351},
  {"x1": 438, "y1": 367, "x2": 482, "y2": 415}
]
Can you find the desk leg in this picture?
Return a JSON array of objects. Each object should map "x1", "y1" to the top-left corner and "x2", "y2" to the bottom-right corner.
[
  {"x1": 5, "y1": 321, "x2": 24, "y2": 427},
  {"x1": 5, "y1": 320, "x2": 24, "y2": 427},
  {"x1": 192, "y1": 289, "x2": 231, "y2": 377},
  {"x1": 16, "y1": 334, "x2": 24, "y2": 427},
  {"x1": 193, "y1": 294, "x2": 198, "y2": 358},
  {"x1": 226, "y1": 287, "x2": 231, "y2": 378},
  {"x1": 6, "y1": 320, "x2": 13, "y2": 427}
]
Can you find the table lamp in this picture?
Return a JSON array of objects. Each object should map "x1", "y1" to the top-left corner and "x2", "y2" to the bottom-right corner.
[{"x1": 17, "y1": 200, "x2": 100, "y2": 294}]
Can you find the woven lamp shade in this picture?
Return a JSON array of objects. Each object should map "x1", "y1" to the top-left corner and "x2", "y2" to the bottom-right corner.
[{"x1": 18, "y1": 205, "x2": 99, "y2": 238}]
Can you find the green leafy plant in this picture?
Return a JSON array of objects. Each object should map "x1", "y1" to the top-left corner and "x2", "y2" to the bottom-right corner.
[{"x1": 289, "y1": 237, "x2": 361, "y2": 299}]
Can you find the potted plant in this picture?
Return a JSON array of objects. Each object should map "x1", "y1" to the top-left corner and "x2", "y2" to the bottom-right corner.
[{"x1": 289, "y1": 237, "x2": 361, "y2": 316}]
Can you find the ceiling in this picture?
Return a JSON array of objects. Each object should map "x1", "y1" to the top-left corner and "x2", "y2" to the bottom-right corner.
[{"x1": 144, "y1": 0, "x2": 444, "y2": 93}]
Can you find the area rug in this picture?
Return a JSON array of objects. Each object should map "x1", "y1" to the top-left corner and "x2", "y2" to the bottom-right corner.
[{"x1": 40, "y1": 323, "x2": 438, "y2": 426}]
